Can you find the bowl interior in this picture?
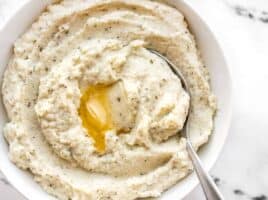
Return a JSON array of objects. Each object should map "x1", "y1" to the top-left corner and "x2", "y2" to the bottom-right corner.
[{"x1": 0, "y1": 0, "x2": 232, "y2": 200}]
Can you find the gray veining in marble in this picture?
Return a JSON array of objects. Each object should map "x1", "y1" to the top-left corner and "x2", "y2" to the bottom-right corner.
[
  {"x1": 225, "y1": 2, "x2": 268, "y2": 23},
  {"x1": 0, "y1": 177, "x2": 9, "y2": 185}
]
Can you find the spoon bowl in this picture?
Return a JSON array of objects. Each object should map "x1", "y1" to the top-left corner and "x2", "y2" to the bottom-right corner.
[
  {"x1": 147, "y1": 49, "x2": 191, "y2": 138},
  {"x1": 148, "y1": 49, "x2": 224, "y2": 200}
]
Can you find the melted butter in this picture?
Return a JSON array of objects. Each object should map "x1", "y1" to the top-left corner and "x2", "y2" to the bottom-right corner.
[{"x1": 78, "y1": 85, "x2": 114, "y2": 153}]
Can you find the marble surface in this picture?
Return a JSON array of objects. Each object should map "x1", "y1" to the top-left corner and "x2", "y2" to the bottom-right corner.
[{"x1": 0, "y1": 0, "x2": 268, "y2": 199}]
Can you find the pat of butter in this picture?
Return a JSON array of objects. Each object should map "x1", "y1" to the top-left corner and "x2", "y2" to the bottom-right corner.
[
  {"x1": 78, "y1": 81, "x2": 134, "y2": 152},
  {"x1": 86, "y1": 98, "x2": 107, "y2": 128},
  {"x1": 107, "y1": 81, "x2": 135, "y2": 132},
  {"x1": 78, "y1": 85, "x2": 113, "y2": 153}
]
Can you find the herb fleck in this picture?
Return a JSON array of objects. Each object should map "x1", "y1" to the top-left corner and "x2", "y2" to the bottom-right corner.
[{"x1": 38, "y1": 46, "x2": 43, "y2": 52}]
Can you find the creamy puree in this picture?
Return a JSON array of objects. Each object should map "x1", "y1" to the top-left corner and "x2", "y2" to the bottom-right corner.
[{"x1": 2, "y1": 0, "x2": 216, "y2": 199}]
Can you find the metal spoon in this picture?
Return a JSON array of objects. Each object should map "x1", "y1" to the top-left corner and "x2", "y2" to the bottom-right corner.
[{"x1": 149, "y1": 49, "x2": 224, "y2": 200}]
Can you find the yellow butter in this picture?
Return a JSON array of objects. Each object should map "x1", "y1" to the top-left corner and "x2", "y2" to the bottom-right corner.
[{"x1": 78, "y1": 85, "x2": 114, "y2": 153}]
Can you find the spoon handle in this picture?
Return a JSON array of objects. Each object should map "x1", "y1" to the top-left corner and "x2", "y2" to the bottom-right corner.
[{"x1": 186, "y1": 140, "x2": 224, "y2": 200}]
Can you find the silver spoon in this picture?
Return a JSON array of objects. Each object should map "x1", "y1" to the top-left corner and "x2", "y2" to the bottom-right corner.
[{"x1": 149, "y1": 49, "x2": 224, "y2": 200}]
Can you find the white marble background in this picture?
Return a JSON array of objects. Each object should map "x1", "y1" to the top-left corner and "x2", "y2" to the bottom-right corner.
[{"x1": 0, "y1": 0, "x2": 268, "y2": 199}]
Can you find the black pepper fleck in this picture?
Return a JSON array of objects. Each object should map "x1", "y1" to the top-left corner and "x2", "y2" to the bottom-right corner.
[
  {"x1": 38, "y1": 46, "x2": 43, "y2": 52},
  {"x1": 100, "y1": 8, "x2": 108, "y2": 12}
]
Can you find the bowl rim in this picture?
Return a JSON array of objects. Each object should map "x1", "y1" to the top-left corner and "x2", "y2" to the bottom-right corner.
[{"x1": 0, "y1": 0, "x2": 233, "y2": 199}]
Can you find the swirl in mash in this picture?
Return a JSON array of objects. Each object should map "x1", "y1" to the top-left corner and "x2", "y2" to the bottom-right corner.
[{"x1": 2, "y1": 0, "x2": 216, "y2": 199}]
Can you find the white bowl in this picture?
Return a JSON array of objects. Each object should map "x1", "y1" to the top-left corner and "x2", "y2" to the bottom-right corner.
[{"x1": 0, "y1": 0, "x2": 232, "y2": 199}]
